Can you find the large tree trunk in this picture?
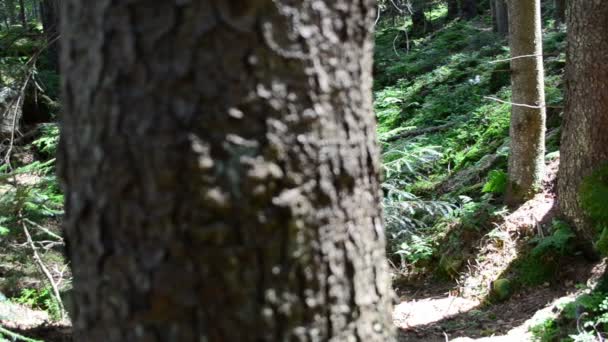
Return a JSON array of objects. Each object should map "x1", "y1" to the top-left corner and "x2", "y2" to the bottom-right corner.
[
  {"x1": 59, "y1": 1, "x2": 396, "y2": 341},
  {"x1": 460, "y1": 0, "x2": 477, "y2": 19},
  {"x1": 505, "y1": 0, "x2": 546, "y2": 206},
  {"x1": 40, "y1": 0, "x2": 59, "y2": 71},
  {"x1": 554, "y1": 0, "x2": 566, "y2": 26},
  {"x1": 17, "y1": 0, "x2": 25, "y2": 28},
  {"x1": 495, "y1": 0, "x2": 509, "y2": 36},
  {"x1": 558, "y1": 0, "x2": 608, "y2": 241}
]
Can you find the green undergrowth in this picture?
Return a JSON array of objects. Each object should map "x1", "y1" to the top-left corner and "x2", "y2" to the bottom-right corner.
[
  {"x1": 512, "y1": 221, "x2": 576, "y2": 288},
  {"x1": 375, "y1": 10, "x2": 567, "y2": 278},
  {"x1": 481, "y1": 221, "x2": 577, "y2": 305},
  {"x1": 530, "y1": 275, "x2": 608, "y2": 341},
  {"x1": 1, "y1": 26, "x2": 65, "y2": 323}
]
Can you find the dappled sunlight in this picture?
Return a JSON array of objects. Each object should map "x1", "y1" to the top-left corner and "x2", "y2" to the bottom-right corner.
[{"x1": 394, "y1": 295, "x2": 479, "y2": 328}]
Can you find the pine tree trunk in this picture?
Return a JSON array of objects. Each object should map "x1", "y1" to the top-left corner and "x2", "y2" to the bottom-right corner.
[
  {"x1": 495, "y1": 0, "x2": 509, "y2": 36},
  {"x1": 558, "y1": 0, "x2": 608, "y2": 240},
  {"x1": 17, "y1": 0, "x2": 25, "y2": 28},
  {"x1": 41, "y1": 0, "x2": 59, "y2": 71},
  {"x1": 59, "y1": 1, "x2": 396, "y2": 341},
  {"x1": 554, "y1": 0, "x2": 566, "y2": 26},
  {"x1": 505, "y1": 0, "x2": 546, "y2": 206}
]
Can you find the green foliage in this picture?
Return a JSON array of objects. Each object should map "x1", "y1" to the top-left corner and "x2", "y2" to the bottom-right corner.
[
  {"x1": 396, "y1": 235, "x2": 435, "y2": 264},
  {"x1": 15, "y1": 287, "x2": 61, "y2": 321},
  {"x1": 530, "y1": 317, "x2": 560, "y2": 342},
  {"x1": 374, "y1": 4, "x2": 567, "y2": 276},
  {"x1": 383, "y1": 181, "x2": 454, "y2": 264},
  {"x1": 515, "y1": 221, "x2": 575, "y2": 286},
  {"x1": 0, "y1": 163, "x2": 63, "y2": 237},
  {"x1": 483, "y1": 170, "x2": 508, "y2": 195},
  {"x1": 32, "y1": 124, "x2": 60, "y2": 157},
  {"x1": 530, "y1": 292, "x2": 608, "y2": 341},
  {"x1": 382, "y1": 142, "x2": 442, "y2": 180},
  {"x1": 531, "y1": 221, "x2": 576, "y2": 257},
  {"x1": 595, "y1": 227, "x2": 608, "y2": 256}
]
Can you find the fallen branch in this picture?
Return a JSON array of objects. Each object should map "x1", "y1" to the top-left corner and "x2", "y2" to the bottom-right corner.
[
  {"x1": 383, "y1": 122, "x2": 458, "y2": 143},
  {"x1": 23, "y1": 218, "x2": 63, "y2": 242},
  {"x1": 20, "y1": 215, "x2": 66, "y2": 320}
]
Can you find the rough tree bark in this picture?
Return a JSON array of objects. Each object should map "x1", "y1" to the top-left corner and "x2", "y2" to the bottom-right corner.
[
  {"x1": 505, "y1": 0, "x2": 546, "y2": 206},
  {"x1": 40, "y1": 0, "x2": 59, "y2": 71},
  {"x1": 558, "y1": 0, "x2": 608, "y2": 240},
  {"x1": 495, "y1": 0, "x2": 508, "y2": 36},
  {"x1": 59, "y1": 1, "x2": 396, "y2": 341}
]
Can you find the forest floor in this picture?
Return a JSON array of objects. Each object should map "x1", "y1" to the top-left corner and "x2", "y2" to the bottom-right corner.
[{"x1": 393, "y1": 160, "x2": 603, "y2": 341}]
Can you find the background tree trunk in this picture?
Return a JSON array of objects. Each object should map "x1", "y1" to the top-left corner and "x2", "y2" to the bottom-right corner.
[
  {"x1": 495, "y1": 0, "x2": 509, "y2": 36},
  {"x1": 490, "y1": 0, "x2": 497, "y2": 31},
  {"x1": 558, "y1": 0, "x2": 608, "y2": 240},
  {"x1": 59, "y1": 1, "x2": 396, "y2": 341},
  {"x1": 505, "y1": 0, "x2": 546, "y2": 205},
  {"x1": 4, "y1": 0, "x2": 16, "y2": 24},
  {"x1": 17, "y1": 0, "x2": 25, "y2": 28},
  {"x1": 554, "y1": 0, "x2": 566, "y2": 26},
  {"x1": 411, "y1": 0, "x2": 428, "y2": 36},
  {"x1": 447, "y1": 0, "x2": 459, "y2": 20},
  {"x1": 40, "y1": 0, "x2": 59, "y2": 71},
  {"x1": 460, "y1": 0, "x2": 477, "y2": 19}
]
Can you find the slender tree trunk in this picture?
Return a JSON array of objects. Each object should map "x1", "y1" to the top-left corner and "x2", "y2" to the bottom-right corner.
[
  {"x1": 554, "y1": 0, "x2": 566, "y2": 26},
  {"x1": 5, "y1": 0, "x2": 16, "y2": 24},
  {"x1": 59, "y1": 1, "x2": 396, "y2": 341},
  {"x1": 447, "y1": 0, "x2": 459, "y2": 20},
  {"x1": 411, "y1": 0, "x2": 428, "y2": 36},
  {"x1": 41, "y1": 0, "x2": 59, "y2": 71},
  {"x1": 490, "y1": 0, "x2": 497, "y2": 31},
  {"x1": 505, "y1": 0, "x2": 546, "y2": 206},
  {"x1": 558, "y1": 0, "x2": 608, "y2": 240},
  {"x1": 17, "y1": 0, "x2": 25, "y2": 28},
  {"x1": 495, "y1": 0, "x2": 509, "y2": 36},
  {"x1": 460, "y1": 0, "x2": 477, "y2": 19}
]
